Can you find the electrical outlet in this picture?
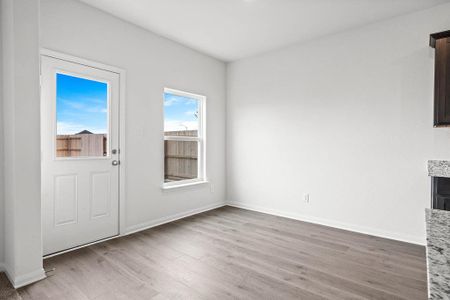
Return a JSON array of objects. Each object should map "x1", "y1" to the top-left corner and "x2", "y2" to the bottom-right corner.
[
  {"x1": 210, "y1": 183, "x2": 215, "y2": 193},
  {"x1": 304, "y1": 193, "x2": 310, "y2": 204}
]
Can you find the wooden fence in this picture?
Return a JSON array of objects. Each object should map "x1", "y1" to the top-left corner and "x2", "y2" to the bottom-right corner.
[
  {"x1": 56, "y1": 133, "x2": 107, "y2": 157},
  {"x1": 57, "y1": 130, "x2": 196, "y2": 181},
  {"x1": 164, "y1": 130, "x2": 198, "y2": 181}
]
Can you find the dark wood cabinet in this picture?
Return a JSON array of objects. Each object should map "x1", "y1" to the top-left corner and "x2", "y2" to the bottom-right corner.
[{"x1": 430, "y1": 31, "x2": 450, "y2": 127}]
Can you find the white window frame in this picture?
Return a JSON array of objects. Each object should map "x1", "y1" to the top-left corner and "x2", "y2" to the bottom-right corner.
[
  {"x1": 162, "y1": 88, "x2": 207, "y2": 189},
  {"x1": 53, "y1": 70, "x2": 112, "y2": 160}
]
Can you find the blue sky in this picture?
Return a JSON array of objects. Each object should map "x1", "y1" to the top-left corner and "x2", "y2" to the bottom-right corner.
[
  {"x1": 56, "y1": 73, "x2": 108, "y2": 135},
  {"x1": 164, "y1": 92, "x2": 199, "y2": 131}
]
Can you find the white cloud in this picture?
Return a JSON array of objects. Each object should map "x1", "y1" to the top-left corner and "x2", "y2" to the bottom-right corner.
[
  {"x1": 184, "y1": 98, "x2": 197, "y2": 105},
  {"x1": 57, "y1": 121, "x2": 106, "y2": 135},
  {"x1": 164, "y1": 98, "x2": 178, "y2": 107},
  {"x1": 164, "y1": 95, "x2": 198, "y2": 107},
  {"x1": 61, "y1": 98, "x2": 107, "y2": 114},
  {"x1": 63, "y1": 100, "x2": 85, "y2": 110},
  {"x1": 86, "y1": 107, "x2": 108, "y2": 113},
  {"x1": 164, "y1": 120, "x2": 198, "y2": 132},
  {"x1": 184, "y1": 110, "x2": 198, "y2": 116}
]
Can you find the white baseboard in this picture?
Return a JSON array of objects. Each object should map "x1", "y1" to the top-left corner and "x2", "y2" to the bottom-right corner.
[
  {"x1": 125, "y1": 202, "x2": 226, "y2": 236},
  {"x1": 12, "y1": 268, "x2": 46, "y2": 289},
  {"x1": 0, "y1": 263, "x2": 45, "y2": 289},
  {"x1": 227, "y1": 202, "x2": 425, "y2": 246}
]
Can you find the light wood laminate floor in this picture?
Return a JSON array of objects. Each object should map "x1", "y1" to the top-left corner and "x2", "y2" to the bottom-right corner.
[{"x1": 4, "y1": 206, "x2": 427, "y2": 299}]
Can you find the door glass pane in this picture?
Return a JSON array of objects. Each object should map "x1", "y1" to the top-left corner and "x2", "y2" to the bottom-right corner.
[
  {"x1": 56, "y1": 73, "x2": 109, "y2": 158},
  {"x1": 164, "y1": 140, "x2": 198, "y2": 182},
  {"x1": 164, "y1": 92, "x2": 199, "y2": 137}
]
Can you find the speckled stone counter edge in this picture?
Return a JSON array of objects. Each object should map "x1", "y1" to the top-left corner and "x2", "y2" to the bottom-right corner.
[
  {"x1": 425, "y1": 208, "x2": 450, "y2": 300},
  {"x1": 428, "y1": 160, "x2": 450, "y2": 178}
]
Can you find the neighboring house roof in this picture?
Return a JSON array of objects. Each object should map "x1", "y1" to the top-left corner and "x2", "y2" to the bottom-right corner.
[{"x1": 76, "y1": 130, "x2": 93, "y2": 135}]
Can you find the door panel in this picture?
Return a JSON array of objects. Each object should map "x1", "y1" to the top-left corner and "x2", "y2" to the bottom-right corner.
[
  {"x1": 90, "y1": 172, "x2": 111, "y2": 219},
  {"x1": 54, "y1": 175, "x2": 78, "y2": 226},
  {"x1": 41, "y1": 55, "x2": 120, "y2": 256}
]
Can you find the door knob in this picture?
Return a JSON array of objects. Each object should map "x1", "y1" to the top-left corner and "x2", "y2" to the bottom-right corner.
[{"x1": 112, "y1": 160, "x2": 120, "y2": 166}]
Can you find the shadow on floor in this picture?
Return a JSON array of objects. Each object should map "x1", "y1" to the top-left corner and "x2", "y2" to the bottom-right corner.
[{"x1": 0, "y1": 273, "x2": 20, "y2": 300}]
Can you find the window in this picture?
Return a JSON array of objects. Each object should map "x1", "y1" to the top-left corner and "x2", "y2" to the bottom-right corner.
[
  {"x1": 56, "y1": 73, "x2": 109, "y2": 158},
  {"x1": 163, "y1": 88, "x2": 206, "y2": 187}
]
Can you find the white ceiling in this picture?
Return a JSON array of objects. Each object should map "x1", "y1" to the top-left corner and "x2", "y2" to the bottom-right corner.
[{"x1": 79, "y1": 0, "x2": 450, "y2": 62}]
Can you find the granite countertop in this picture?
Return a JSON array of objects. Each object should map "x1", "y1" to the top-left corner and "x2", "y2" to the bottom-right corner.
[
  {"x1": 428, "y1": 160, "x2": 450, "y2": 178},
  {"x1": 426, "y1": 208, "x2": 450, "y2": 299}
]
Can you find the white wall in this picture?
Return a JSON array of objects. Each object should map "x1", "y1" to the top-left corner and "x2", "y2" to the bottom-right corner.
[
  {"x1": 1, "y1": 0, "x2": 44, "y2": 287},
  {"x1": 227, "y1": 3, "x2": 450, "y2": 245},
  {"x1": 40, "y1": 0, "x2": 226, "y2": 233},
  {"x1": 0, "y1": 0, "x2": 4, "y2": 269}
]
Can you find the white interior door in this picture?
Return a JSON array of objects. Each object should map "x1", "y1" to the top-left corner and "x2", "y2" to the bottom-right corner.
[{"x1": 41, "y1": 55, "x2": 120, "y2": 256}]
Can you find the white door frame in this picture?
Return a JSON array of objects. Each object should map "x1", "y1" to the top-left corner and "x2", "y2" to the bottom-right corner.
[{"x1": 40, "y1": 48, "x2": 127, "y2": 255}]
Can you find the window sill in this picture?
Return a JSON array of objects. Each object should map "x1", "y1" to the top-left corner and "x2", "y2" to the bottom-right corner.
[{"x1": 161, "y1": 180, "x2": 209, "y2": 190}]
